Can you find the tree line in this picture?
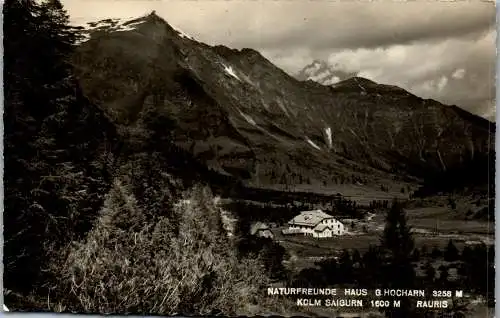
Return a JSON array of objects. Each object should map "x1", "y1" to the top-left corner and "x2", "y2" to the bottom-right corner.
[
  {"x1": 225, "y1": 194, "x2": 367, "y2": 228},
  {"x1": 4, "y1": 0, "x2": 119, "y2": 294}
]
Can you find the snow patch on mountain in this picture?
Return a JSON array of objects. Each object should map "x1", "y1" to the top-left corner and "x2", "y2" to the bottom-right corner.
[
  {"x1": 89, "y1": 18, "x2": 143, "y2": 32},
  {"x1": 276, "y1": 99, "x2": 291, "y2": 118},
  {"x1": 76, "y1": 17, "x2": 147, "y2": 43},
  {"x1": 120, "y1": 20, "x2": 146, "y2": 31},
  {"x1": 239, "y1": 111, "x2": 257, "y2": 126},
  {"x1": 223, "y1": 64, "x2": 242, "y2": 82},
  {"x1": 306, "y1": 138, "x2": 321, "y2": 150},
  {"x1": 76, "y1": 14, "x2": 195, "y2": 44},
  {"x1": 170, "y1": 23, "x2": 195, "y2": 40},
  {"x1": 324, "y1": 127, "x2": 333, "y2": 148}
]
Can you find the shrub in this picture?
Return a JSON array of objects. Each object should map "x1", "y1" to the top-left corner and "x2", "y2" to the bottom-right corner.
[
  {"x1": 423, "y1": 262, "x2": 435, "y2": 283},
  {"x1": 55, "y1": 181, "x2": 270, "y2": 315}
]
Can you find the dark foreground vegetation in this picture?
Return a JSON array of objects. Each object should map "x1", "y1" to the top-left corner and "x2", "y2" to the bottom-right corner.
[{"x1": 4, "y1": 1, "x2": 274, "y2": 315}]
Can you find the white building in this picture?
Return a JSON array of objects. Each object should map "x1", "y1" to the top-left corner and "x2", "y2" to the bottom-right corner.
[{"x1": 287, "y1": 209, "x2": 346, "y2": 238}]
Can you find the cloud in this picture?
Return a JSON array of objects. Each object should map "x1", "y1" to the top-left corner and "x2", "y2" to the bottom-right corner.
[
  {"x1": 452, "y1": 69, "x2": 466, "y2": 80},
  {"x1": 64, "y1": 1, "x2": 495, "y2": 49},
  {"x1": 314, "y1": 29, "x2": 495, "y2": 117},
  {"x1": 260, "y1": 48, "x2": 316, "y2": 76}
]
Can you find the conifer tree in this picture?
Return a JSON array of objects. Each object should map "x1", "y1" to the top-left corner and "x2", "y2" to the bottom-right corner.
[
  {"x1": 4, "y1": 0, "x2": 115, "y2": 296},
  {"x1": 338, "y1": 249, "x2": 353, "y2": 283},
  {"x1": 424, "y1": 261, "x2": 436, "y2": 285},
  {"x1": 4, "y1": 0, "x2": 57, "y2": 293},
  {"x1": 444, "y1": 239, "x2": 459, "y2": 262},
  {"x1": 380, "y1": 199, "x2": 418, "y2": 317}
]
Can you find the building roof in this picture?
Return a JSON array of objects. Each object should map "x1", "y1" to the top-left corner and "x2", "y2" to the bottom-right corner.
[
  {"x1": 257, "y1": 228, "x2": 272, "y2": 232},
  {"x1": 282, "y1": 228, "x2": 302, "y2": 235},
  {"x1": 314, "y1": 224, "x2": 333, "y2": 232},
  {"x1": 288, "y1": 209, "x2": 335, "y2": 227},
  {"x1": 250, "y1": 222, "x2": 270, "y2": 235}
]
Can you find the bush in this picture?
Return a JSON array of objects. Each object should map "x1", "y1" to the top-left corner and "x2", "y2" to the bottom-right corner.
[
  {"x1": 424, "y1": 261, "x2": 436, "y2": 284},
  {"x1": 238, "y1": 236, "x2": 288, "y2": 280},
  {"x1": 54, "y1": 181, "x2": 270, "y2": 315},
  {"x1": 411, "y1": 248, "x2": 420, "y2": 262}
]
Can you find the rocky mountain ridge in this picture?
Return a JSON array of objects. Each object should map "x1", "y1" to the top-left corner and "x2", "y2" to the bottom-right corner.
[{"x1": 72, "y1": 12, "x2": 494, "y2": 191}]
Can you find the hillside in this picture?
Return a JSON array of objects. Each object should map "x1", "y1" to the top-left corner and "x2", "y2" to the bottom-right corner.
[{"x1": 73, "y1": 12, "x2": 494, "y2": 193}]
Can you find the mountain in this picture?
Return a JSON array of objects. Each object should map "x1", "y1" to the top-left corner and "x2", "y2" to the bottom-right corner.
[
  {"x1": 72, "y1": 12, "x2": 494, "y2": 192},
  {"x1": 296, "y1": 60, "x2": 496, "y2": 122}
]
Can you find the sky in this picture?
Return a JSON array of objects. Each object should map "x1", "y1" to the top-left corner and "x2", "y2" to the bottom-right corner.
[{"x1": 63, "y1": 0, "x2": 497, "y2": 121}]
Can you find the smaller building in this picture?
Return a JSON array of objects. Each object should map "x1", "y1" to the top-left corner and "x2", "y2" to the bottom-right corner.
[
  {"x1": 313, "y1": 224, "x2": 334, "y2": 238},
  {"x1": 250, "y1": 222, "x2": 274, "y2": 239},
  {"x1": 282, "y1": 228, "x2": 302, "y2": 235}
]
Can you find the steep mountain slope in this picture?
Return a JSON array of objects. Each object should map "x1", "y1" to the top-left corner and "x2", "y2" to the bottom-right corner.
[{"x1": 72, "y1": 12, "x2": 494, "y2": 191}]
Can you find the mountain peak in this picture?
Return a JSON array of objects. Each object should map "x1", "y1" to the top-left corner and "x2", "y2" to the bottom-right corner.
[
  {"x1": 143, "y1": 10, "x2": 170, "y2": 25},
  {"x1": 332, "y1": 76, "x2": 416, "y2": 96},
  {"x1": 135, "y1": 11, "x2": 175, "y2": 29},
  {"x1": 79, "y1": 11, "x2": 196, "y2": 43},
  {"x1": 137, "y1": 11, "x2": 196, "y2": 40},
  {"x1": 337, "y1": 76, "x2": 377, "y2": 87}
]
